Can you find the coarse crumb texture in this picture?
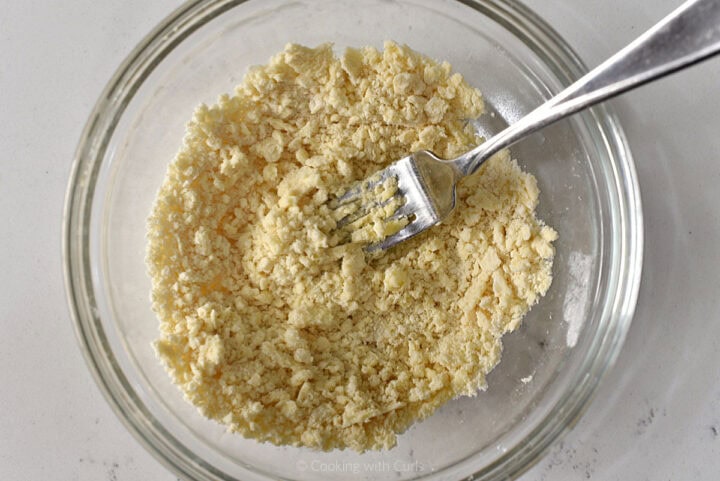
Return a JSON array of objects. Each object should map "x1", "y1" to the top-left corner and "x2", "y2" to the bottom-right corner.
[{"x1": 147, "y1": 41, "x2": 557, "y2": 452}]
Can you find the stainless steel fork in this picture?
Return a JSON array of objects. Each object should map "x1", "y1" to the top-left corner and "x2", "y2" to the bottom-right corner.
[{"x1": 331, "y1": 0, "x2": 720, "y2": 251}]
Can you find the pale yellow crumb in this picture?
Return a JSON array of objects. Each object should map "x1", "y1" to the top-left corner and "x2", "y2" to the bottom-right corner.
[
  {"x1": 342, "y1": 175, "x2": 408, "y2": 245},
  {"x1": 146, "y1": 41, "x2": 556, "y2": 452}
]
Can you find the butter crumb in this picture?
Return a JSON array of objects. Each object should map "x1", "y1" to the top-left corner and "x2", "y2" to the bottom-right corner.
[{"x1": 147, "y1": 42, "x2": 556, "y2": 452}]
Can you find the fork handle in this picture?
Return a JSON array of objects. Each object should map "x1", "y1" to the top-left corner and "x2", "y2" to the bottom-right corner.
[{"x1": 453, "y1": 0, "x2": 720, "y2": 177}]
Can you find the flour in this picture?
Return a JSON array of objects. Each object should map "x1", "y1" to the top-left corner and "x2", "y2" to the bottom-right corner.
[{"x1": 147, "y1": 42, "x2": 557, "y2": 451}]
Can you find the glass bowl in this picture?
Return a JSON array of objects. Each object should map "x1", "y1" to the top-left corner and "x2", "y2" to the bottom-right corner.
[{"x1": 63, "y1": 0, "x2": 642, "y2": 479}]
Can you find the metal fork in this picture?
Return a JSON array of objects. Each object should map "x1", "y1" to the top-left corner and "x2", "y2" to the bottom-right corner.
[{"x1": 331, "y1": 0, "x2": 720, "y2": 252}]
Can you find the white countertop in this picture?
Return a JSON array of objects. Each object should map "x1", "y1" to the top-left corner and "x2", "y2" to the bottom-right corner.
[{"x1": 2, "y1": 0, "x2": 719, "y2": 479}]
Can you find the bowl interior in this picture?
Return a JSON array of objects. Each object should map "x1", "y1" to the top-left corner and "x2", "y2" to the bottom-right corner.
[{"x1": 83, "y1": 0, "x2": 629, "y2": 479}]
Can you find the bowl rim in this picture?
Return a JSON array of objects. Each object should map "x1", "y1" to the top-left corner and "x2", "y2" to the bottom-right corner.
[{"x1": 62, "y1": 0, "x2": 643, "y2": 479}]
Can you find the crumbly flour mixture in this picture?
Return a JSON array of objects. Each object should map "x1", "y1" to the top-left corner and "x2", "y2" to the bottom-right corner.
[{"x1": 147, "y1": 42, "x2": 557, "y2": 451}]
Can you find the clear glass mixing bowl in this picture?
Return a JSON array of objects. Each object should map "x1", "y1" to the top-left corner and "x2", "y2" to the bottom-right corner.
[{"x1": 63, "y1": 0, "x2": 642, "y2": 479}]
